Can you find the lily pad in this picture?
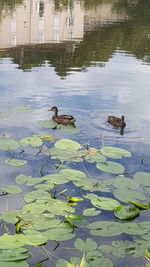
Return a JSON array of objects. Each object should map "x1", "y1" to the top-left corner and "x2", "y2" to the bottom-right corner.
[
  {"x1": 44, "y1": 224, "x2": 76, "y2": 241},
  {"x1": 0, "y1": 139, "x2": 20, "y2": 150},
  {"x1": 0, "y1": 248, "x2": 29, "y2": 262},
  {"x1": 85, "y1": 153, "x2": 106, "y2": 163},
  {"x1": 101, "y1": 146, "x2": 131, "y2": 159},
  {"x1": 112, "y1": 175, "x2": 139, "y2": 190},
  {"x1": 11, "y1": 105, "x2": 32, "y2": 113},
  {"x1": 19, "y1": 135, "x2": 43, "y2": 147},
  {"x1": 88, "y1": 221, "x2": 123, "y2": 236},
  {"x1": 114, "y1": 188, "x2": 146, "y2": 202},
  {"x1": 74, "y1": 238, "x2": 97, "y2": 252},
  {"x1": 0, "y1": 185, "x2": 22, "y2": 194},
  {"x1": 37, "y1": 119, "x2": 58, "y2": 128},
  {"x1": 83, "y1": 208, "x2": 101, "y2": 217},
  {"x1": 55, "y1": 138, "x2": 81, "y2": 151},
  {"x1": 96, "y1": 161, "x2": 125, "y2": 174},
  {"x1": 114, "y1": 205, "x2": 140, "y2": 220},
  {"x1": 91, "y1": 196, "x2": 120, "y2": 210},
  {"x1": 1, "y1": 209, "x2": 21, "y2": 224},
  {"x1": 5, "y1": 159, "x2": 27, "y2": 167},
  {"x1": 134, "y1": 172, "x2": 150, "y2": 186},
  {"x1": 0, "y1": 262, "x2": 29, "y2": 267},
  {"x1": 16, "y1": 174, "x2": 30, "y2": 184}
]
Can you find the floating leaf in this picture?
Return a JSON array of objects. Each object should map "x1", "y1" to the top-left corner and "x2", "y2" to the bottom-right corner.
[
  {"x1": 37, "y1": 119, "x2": 58, "y2": 128},
  {"x1": 134, "y1": 172, "x2": 150, "y2": 186},
  {"x1": 88, "y1": 221, "x2": 123, "y2": 236},
  {"x1": 0, "y1": 262, "x2": 29, "y2": 267},
  {"x1": 24, "y1": 190, "x2": 51, "y2": 203},
  {"x1": 0, "y1": 185, "x2": 22, "y2": 194},
  {"x1": 114, "y1": 205, "x2": 140, "y2": 220},
  {"x1": 56, "y1": 259, "x2": 70, "y2": 267},
  {"x1": 83, "y1": 208, "x2": 101, "y2": 217},
  {"x1": 16, "y1": 230, "x2": 48, "y2": 246},
  {"x1": 0, "y1": 248, "x2": 29, "y2": 262},
  {"x1": 16, "y1": 174, "x2": 30, "y2": 184},
  {"x1": 0, "y1": 234, "x2": 23, "y2": 249},
  {"x1": 5, "y1": 159, "x2": 27, "y2": 167},
  {"x1": 85, "y1": 193, "x2": 120, "y2": 210},
  {"x1": 85, "y1": 153, "x2": 106, "y2": 163},
  {"x1": 0, "y1": 112, "x2": 9, "y2": 118},
  {"x1": 128, "y1": 200, "x2": 150, "y2": 210},
  {"x1": 87, "y1": 258, "x2": 113, "y2": 267},
  {"x1": 122, "y1": 222, "x2": 148, "y2": 235},
  {"x1": 55, "y1": 138, "x2": 81, "y2": 151},
  {"x1": 74, "y1": 238, "x2": 97, "y2": 252},
  {"x1": 101, "y1": 146, "x2": 131, "y2": 159},
  {"x1": 114, "y1": 188, "x2": 146, "y2": 202},
  {"x1": 98, "y1": 240, "x2": 136, "y2": 258},
  {"x1": 19, "y1": 136, "x2": 43, "y2": 147},
  {"x1": 112, "y1": 175, "x2": 139, "y2": 190},
  {"x1": 96, "y1": 161, "x2": 124, "y2": 174},
  {"x1": 44, "y1": 224, "x2": 76, "y2": 241},
  {"x1": 11, "y1": 105, "x2": 32, "y2": 113},
  {"x1": 91, "y1": 197, "x2": 120, "y2": 210},
  {"x1": 0, "y1": 139, "x2": 20, "y2": 150},
  {"x1": 1, "y1": 210, "x2": 21, "y2": 224}
]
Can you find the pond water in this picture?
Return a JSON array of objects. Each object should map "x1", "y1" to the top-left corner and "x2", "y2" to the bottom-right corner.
[{"x1": 0, "y1": 0, "x2": 150, "y2": 266}]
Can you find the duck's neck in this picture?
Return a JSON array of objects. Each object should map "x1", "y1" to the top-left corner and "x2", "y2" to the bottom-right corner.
[
  {"x1": 121, "y1": 116, "x2": 124, "y2": 123},
  {"x1": 53, "y1": 108, "x2": 58, "y2": 117}
]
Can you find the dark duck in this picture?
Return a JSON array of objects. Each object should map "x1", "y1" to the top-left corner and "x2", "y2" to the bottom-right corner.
[
  {"x1": 49, "y1": 106, "x2": 76, "y2": 126},
  {"x1": 107, "y1": 115, "x2": 126, "y2": 135}
]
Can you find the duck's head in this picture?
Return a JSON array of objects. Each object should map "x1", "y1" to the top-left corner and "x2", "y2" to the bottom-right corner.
[{"x1": 49, "y1": 106, "x2": 58, "y2": 112}]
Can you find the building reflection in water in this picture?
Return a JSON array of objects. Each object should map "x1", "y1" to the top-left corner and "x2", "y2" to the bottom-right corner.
[{"x1": 0, "y1": 0, "x2": 84, "y2": 48}]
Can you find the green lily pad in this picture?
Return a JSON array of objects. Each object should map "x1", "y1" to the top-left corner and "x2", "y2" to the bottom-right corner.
[
  {"x1": 0, "y1": 262, "x2": 29, "y2": 267},
  {"x1": 101, "y1": 146, "x2": 131, "y2": 159},
  {"x1": 0, "y1": 185, "x2": 22, "y2": 194},
  {"x1": 16, "y1": 230, "x2": 48, "y2": 246},
  {"x1": 0, "y1": 139, "x2": 20, "y2": 151},
  {"x1": 85, "y1": 153, "x2": 106, "y2": 163},
  {"x1": 0, "y1": 248, "x2": 29, "y2": 262},
  {"x1": 24, "y1": 190, "x2": 51, "y2": 203},
  {"x1": 16, "y1": 174, "x2": 30, "y2": 184},
  {"x1": 88, "y1": 221, "x2": 123, "y2": 236},
  {"x1": 114, "y1": 205, "x2": 140, "y2": 220},
  {"x1": 5, "y1": 159, "x2": 27, "y2": 167},
  {"x1": 96, "y1": 161, "x2": 125, "y2": 174},
  {"x1": 134, "y1": 172, "x2": 150, "y2": 186},
  {"x1": 44, "y1": 224, "x2": 76, "y2": 241},
  {"x1": 11, "y1": 105, "x2": 32, "y2": 113},
  {"x1": 74, "y1": 238, "x2": 97, "y2": 252},
  {"x1": 112, "y1": 175, "x2": 139, "y2": 190},
  {"x1": 91, "y1": 196, "x2": 120, "y2": 210},
  {"x1": 55, "y1": 138, "x2": 81, "y2": 151},
  {"x1": 83, "y1": 208, "x2": 101, "y2": 216},
  {"x1": 0, "y1": 234, "x2": 23, "y2": 249},
  {"x1": 1, "y1": 210, "x2": 21, "y2": 224},
  {"x1": 19, "y1": 136, "x2": 43, "y2": 147},
  {"x1": 0, "y1": 112, "x2": 9, "y2": 118},
  {"x1": 98, "y1": 240, "x2": 135, "y2": 258},
  {"x1": 128, "y1": 200, "x2": 150, "y2": 210},
  {"x1": 37, "y1": 119, "x2": 58, "y2": 128},
  {"x1": 114, "y1": 188, "x2": 146, "y2": 202}
]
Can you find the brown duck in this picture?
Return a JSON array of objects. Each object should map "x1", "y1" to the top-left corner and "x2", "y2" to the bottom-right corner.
[
  {"x1": 107, "y1": 115, "x2": 126, "y2": 129},
  {"x1": 49, "y1": 106, "x2": 76, "y2": 125}
]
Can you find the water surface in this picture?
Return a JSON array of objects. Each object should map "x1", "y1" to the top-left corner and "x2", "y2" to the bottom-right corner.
[{"x1": 0, "y1": 0, "x2": 150, "y2": 266}]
